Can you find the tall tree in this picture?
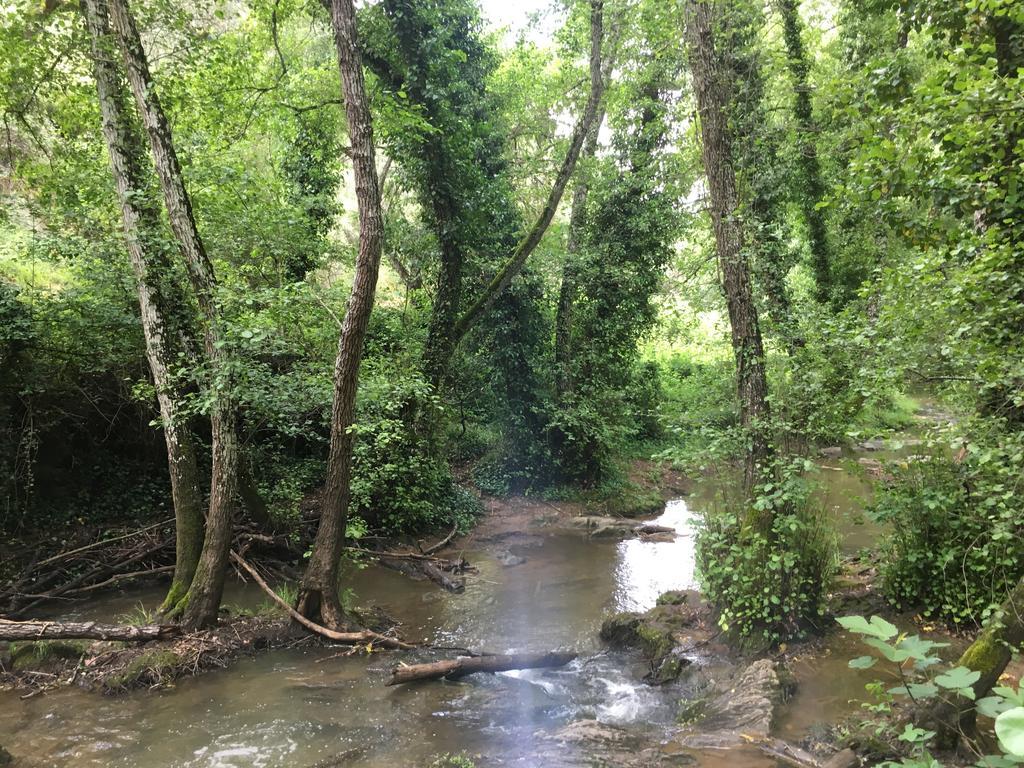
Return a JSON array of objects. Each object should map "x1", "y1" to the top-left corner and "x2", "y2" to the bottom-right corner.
[
  {"x1": 81, "y1": 0, "x2": 205, "y2": 614},
  {"x1": 777, "y1": 0, "x2": 831, "y2": 303},
  {"x1": 108, "y1": 0, "x2": 239, "y2": 628},
  {"x1": 295, "y1": 0, "x2": 384, "y2": 628},
  {"x1": 685, "y1": 0, "x2": 771, "y2": 496},
  {"x1": 448, "y1": 0, "x2": 605, "y2": 354}
]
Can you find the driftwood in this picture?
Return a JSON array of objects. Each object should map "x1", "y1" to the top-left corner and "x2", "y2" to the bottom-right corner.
[
  {"x1": 420, "y1": 524, "x2": 458, "y2": 555},
  {"x1": 386, "y1": 651, "x2": 577, "y2": 686},
  {"x1": 0, "y1": 618, "x2": 179, "y2": 642},
  {"x1": 229, "y1": 551, "x2": 416, "y2": 651},
  {"x1": 633, "y1": 524, "x2": 675, "y2": 535}
]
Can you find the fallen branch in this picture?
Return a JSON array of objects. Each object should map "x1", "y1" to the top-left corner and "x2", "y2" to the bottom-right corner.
[
  {"x1": 0, "y1": 618, "x2": 178, "y2": 642},
  {"x1": 229, "y1": 551, "x2": 415, "y2": 651},
  {"x1": 420, "y1": 524, "x2": 458, "y2": 555},
  {"x1": 386, "y1": 651, "x2": 577, "y2": 686},
  {"x1": 32, "y1": 518, "x2": 174, "y2": 569},
  {"x1": 63, "y1": 565, "x2": 175, "y2": 596}
]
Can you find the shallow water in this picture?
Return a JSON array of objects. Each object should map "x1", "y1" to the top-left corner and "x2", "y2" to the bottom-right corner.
[
  {"x1": 0, "y1": 500, "x2": 732, "y2": 768},
  {"x1": 0, "y1": 454, "x2": 909, "y2": 768}
]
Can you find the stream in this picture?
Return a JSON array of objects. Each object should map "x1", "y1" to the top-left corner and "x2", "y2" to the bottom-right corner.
[{"x1": 0, "y1": 443, "x2": 923, "y2": 767}]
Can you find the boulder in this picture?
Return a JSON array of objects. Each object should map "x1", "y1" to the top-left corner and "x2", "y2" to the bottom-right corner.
[
  {"x1": 494, "y1": 549, "x2": 527, "y2": 567},
  {"x1": 818, "y1": 446, "x2": 843, "y2": 459},
  {"x1": 540, "y1": 720, "x2": 681, "y2": 767},
  {"x1": 599, "y1": 594, "x2": 699, "y2": 684},
  {"x1": 855, "y1": 439, "x2": 885, "y2": 452},
  {"x1": 673, "y1": 659, "x2": 793, "y2": 749}
]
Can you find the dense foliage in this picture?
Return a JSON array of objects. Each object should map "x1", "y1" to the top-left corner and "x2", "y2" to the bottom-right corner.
[{"x1": 0, "y1": 0, "x2": 1021, "y2": 675}]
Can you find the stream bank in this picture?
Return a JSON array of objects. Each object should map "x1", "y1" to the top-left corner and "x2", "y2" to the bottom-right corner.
[{"x1": 0, "y1": 438, "x2": 984, "y2": 767}]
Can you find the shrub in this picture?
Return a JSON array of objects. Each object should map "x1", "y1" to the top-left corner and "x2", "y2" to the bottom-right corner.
[
  {"x1": 696, "y1": 458, "x2": 837, "y2": 649},
  {"x1": 871, "y1": 445, "x2": 1024, "y2": 626},
  {"x1": 349, "y1": 371, "x2": 479, "y2": 534}
]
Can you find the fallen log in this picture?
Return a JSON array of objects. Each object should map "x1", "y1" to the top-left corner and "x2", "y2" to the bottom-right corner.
[
  {"x1": 633, "y1": 524, "x2": 675, "y2": 535},
  {"x1": 420, "y1": 561, "x2": 465, "y2": 593},
  {"x1": 0, "y1": 619, "x2": 178, "y2": 642},
  {"x1": 229, "y1": 551, "x2": 416, "y2": 651},
  {"x1": 386, "y1": 651, "x2": 577, "y2": 686}
]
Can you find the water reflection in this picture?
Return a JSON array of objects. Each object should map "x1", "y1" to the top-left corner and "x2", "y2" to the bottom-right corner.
[{"x1": 613, "y1": 499, "x2": 699, "y2": 613}]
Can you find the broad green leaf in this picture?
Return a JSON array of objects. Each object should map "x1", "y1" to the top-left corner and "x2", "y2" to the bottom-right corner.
[
  {"x1": 865, "y1": 637, "x2": 911, "y2": 662},
  {"x1": 995, "y1": 708, "x2": 1024, "y2": 757},
  {"x1": 978, "y1": 696, "x2": 1014, "y2": 719},
  {"x1": 849, "y1": 655, "x2": 878, "y2": 670},
  {"x1": 935, "y1": 667, "x2": 982, "y2": 691},
  {"x1": 889, "y1": 682, "x2": 939, "y2": 699}
]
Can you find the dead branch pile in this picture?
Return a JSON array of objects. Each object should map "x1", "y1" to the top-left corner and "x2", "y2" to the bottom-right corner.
[{"x1": 1, "y1": 519, "x2": 177, "y2": 618}]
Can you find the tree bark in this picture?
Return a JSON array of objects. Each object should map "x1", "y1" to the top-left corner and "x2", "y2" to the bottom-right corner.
[
  {"x1": 776, "y1": 0, "x2": 831, "y2": 304},
  {"x1": 108, "y1": 0, "x2": 240, "y2": 629},
  {"x1": 929, "y1": 575, "x2": 1024, "y2": 747},
  {"x1": 0, "y1": 619, "x2": 179, "y2": 642},
  {"x1": 296, "y1": 0, "x2": 384, "y2": 629},
  {"x1": 81, "y1": 0, "x2": 205, "y2": 613},
  {"x1": 685, "y1": 0, "x2": 772, "y2": 497},
  {"x1": 446, "y1": 0, "x2": 606, "y2": 354},
  {"x1": 385, "y1": 651, "x2": 577, "y2": 685},
  {"x1": 554, "y1": 101, "x2": 605, "y2": 403}
]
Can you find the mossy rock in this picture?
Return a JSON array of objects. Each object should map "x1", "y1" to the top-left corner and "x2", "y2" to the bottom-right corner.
[
  {"x1": 10, "y1": 640, "x2": 87, "y2": 672},
  {"x1": 102, "y1": 648, "x2": 182, "y2": 690},
  {"x1": 599, "y1": 612, "x2": 674, "y2": 661},
  {"x1": 599, "y1": 612, "x2": 643, "y2": 648},
  {"x1": 677, "y1": 697, "x2": 708, "y2": 726},
  {"x1": 655, "y1": 590, "x2": 689, "y2": 607},
  {"x1": 645, "y1": 653, "x2": 688, "y2": 685}
]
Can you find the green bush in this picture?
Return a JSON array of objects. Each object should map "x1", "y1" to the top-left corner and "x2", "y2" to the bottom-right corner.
[
  {"x1": 696, "y1": 458, "x2": 837, "y2": 649},
  {"x1": 871, "y1": 445, "x2": 1024, "y2": 626},
  {"x1": 349, "y1": 371, "x2": 479, "y2": 534}
]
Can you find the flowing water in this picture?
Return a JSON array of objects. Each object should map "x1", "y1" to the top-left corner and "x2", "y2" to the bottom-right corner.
[{"x1": 0, "y1": 446, "x2": 922, "y2": 767}]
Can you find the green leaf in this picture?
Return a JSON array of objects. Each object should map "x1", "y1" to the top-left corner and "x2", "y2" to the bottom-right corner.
[
  {"x1": 995, "y1": 707, "x2": 1024, "y2": 757},
  {"x1": 865, "y1": 637, "x2": 911, "y2": 662},
  {"x1": 978, "y1": 696, "x2": 1014, "y2": 719},
  {"x1": 837, "y1": 615, "x2": 899, "y2": 640},
  {"x1": 889, "y1": 682, "x2": 939, "y2": 699},
  {"x1": 899, "y1": 635, "x2": 948, "y2": 661},
  {"x1": 849, "y1": 655, "x2": 878, "y2": 670},
  {"x1": 935, "y1": 667, "x2": 982, "y2": 692}
]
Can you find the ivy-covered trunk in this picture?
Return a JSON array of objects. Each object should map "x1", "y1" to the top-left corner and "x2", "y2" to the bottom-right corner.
[
  {"x1": 554, "y1": 114, "x2": 602, "y2": 404},
  {"x1": 685, "y1": 0, "x2": 771, "y2": 498},
  {"x1": 777, "y1": 0, "x2": 831, "y2": 304},
  {"x1": 108, "y1": 0, "x2": 239, "y2": 629},
  {"x1": 930, "y1": 576, "x2": 1024, "y2": 748},
  {"x1": 82, "y1": 0, "x2": 204, "y2": 613},
  {"x1": 296, "y1": 0, "x2": 384, "y2": 629}
]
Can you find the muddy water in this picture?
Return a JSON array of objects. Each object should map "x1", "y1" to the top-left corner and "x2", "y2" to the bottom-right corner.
[
  {"x1": 0, "y1": 449, "x2": 916, "y2": 768},
  {"x1": 0, "y1": 502, "x2": 731, "y2": 768}
]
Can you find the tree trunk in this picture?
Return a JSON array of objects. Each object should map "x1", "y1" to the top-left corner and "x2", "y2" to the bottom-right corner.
[
  {"x1": 108, "y1": 0, "x2": 240, "y2": 629},
  {"x1": 554, "y1": 105, "x2": 605, "y2": 404},
  {"x1": 445, "y1": 0, "x2": 606, "y2": 356},
  {"x1": 685, "y1": 0, "x2": 772, "y2": 497},
  {"x1": 296, "y1": 0, "x2": 384, "y2": 629},
  {"x1": 386, "y1": 651, "x2": 577, "y2": 685},
  {"x1": 777, "y1": 0, "x2": 831, "y2": 304},
  {"x1": 0, "y1": 619, "x2": 178, "y2": 642},
  {"x1": 81, "y1": 0, "x2": 205, "y2": 613},
  {"x1": 420, "y1": 167, "x2": 464, "y2": 390},
  {"x1": 929, "y1": 575, "x2": 1024, "y2": 748}
]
